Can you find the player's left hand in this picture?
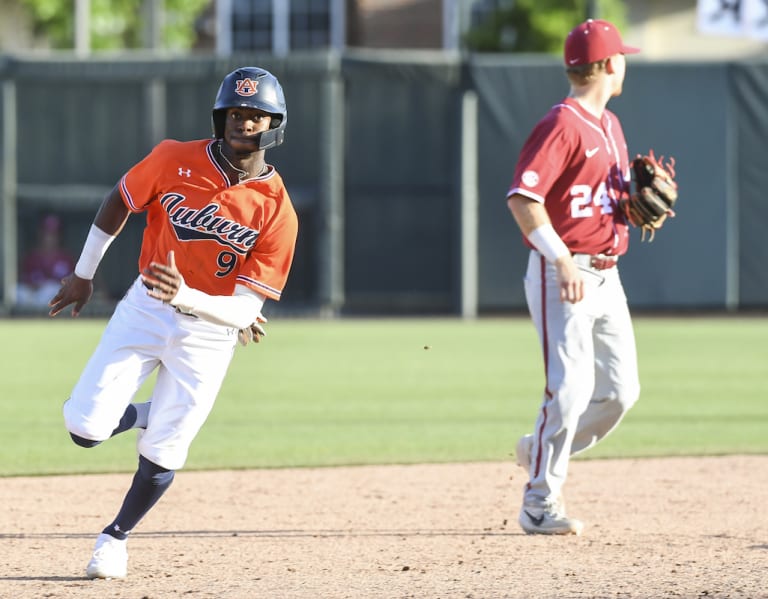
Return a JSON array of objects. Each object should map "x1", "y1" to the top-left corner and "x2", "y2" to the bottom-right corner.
[
  {"x1": 48, "y1": 273, "x2": 94, "y2": 317},
  {"x1": 619, "y1": 150, "x2": 678, "y2": 241},
  {"x1": 141, "y1": 250, "x2": 183, "y2": 303}
]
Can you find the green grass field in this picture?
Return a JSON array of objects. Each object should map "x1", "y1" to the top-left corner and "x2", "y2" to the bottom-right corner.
[{"x1": 1, "y1": 316, "x2": 766, "y2": 477}]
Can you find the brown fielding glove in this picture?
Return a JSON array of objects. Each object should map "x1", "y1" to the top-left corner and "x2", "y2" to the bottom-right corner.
[{"x1": 619, "y1": 150, "x2": 678, "y2": 241}]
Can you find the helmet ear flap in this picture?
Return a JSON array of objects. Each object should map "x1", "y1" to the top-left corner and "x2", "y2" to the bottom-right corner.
[{"x1": 256, "y1": 128, "x2": 284, "y2": 150}]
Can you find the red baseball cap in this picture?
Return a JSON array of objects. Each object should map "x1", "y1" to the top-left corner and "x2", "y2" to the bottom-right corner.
[{"x1": 564, "y1": 19, "x2": 640, "y2": 67}]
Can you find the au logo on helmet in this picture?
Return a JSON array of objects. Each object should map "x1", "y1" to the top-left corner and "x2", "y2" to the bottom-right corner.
[{"x1": 235, "y1": 78, "x2": 259, "y2": 97}]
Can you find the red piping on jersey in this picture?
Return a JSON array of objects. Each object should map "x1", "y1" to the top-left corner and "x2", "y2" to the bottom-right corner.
[
  {"x1": 120, "y1": 176, "x2": 138, "y2": 212},
  {"x1": 236, "y1": 275, "x2": 282, "y2": 299},
  {"x1": 533, "y1": 253, "x2": 551, "y2": 481}
]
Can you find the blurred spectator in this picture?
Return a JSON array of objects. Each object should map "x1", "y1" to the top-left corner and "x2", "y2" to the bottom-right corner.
[{"x1": 16, "y1": 214, "x2": 76, "y2": 308}]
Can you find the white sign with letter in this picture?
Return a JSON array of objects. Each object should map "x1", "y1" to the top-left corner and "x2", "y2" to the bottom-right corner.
[{"x1": 697, "y1": 0, "x2": 768, "y2": 40}]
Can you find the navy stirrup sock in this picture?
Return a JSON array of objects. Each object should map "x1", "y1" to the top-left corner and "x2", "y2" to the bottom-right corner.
[
  {"x1": 110, "y1": 404, "x2": 138, "y2": 437},
  {"x1": 70, "y1": 433, "x2": 102, "y2": 448},
  {"x1": 103, "y1": 455, "x2": 175, "y2": 540}
]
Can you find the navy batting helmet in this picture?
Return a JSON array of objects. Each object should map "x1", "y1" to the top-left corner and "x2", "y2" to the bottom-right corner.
[{"x1": 212, "y1": 67, "x2": 287, "y2": 150}]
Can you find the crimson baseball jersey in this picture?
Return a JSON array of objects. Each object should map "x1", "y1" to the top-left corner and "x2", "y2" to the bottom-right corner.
[
  {"x1": 508, "y1": 97, "x2": 631, "y2": 256},
  {"x1": 119, "y1": 139, "x2": 297, "y2": 300}
]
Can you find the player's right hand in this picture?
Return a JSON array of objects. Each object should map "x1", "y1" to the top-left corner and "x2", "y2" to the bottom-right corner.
[
  {"x1": 237, "y1": 318, "x2": 268, "y2": 346},
  {"x1": 554, "y1": 256, "x2": 584, "y2": 304},
  {"x1": 48, "y1": 273, "x2": 94, "y2": 318},
  {"x1": 141, "y1": 250, "x2": 182, "y2": 304}
]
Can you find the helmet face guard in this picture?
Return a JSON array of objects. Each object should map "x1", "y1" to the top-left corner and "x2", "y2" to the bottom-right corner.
[{"x1": 212, "y1": 67, "x2": 287, "y2": 150}]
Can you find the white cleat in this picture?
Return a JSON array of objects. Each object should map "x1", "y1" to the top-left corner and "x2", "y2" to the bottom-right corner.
[
  {"x1": 85, "y1": 533, "x2": 128, "y2": 579},
  {"x1": 519, "y1": 502, "x2": 584, "y2": 536}
]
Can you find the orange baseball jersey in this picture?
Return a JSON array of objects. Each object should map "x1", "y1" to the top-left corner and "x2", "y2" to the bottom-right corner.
[{"x1": 119, "y1": 139, "x2": 298, "y2": 300}]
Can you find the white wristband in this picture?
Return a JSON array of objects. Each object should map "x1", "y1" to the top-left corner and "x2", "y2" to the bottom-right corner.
[
  {"x1": 74, "y1": 224, "x2": 116, "y2": 280},
  {"x1": 527, "y1": 223, "x2": 570, "y2": 264}
]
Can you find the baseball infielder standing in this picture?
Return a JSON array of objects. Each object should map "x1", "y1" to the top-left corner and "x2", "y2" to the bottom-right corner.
[
  {"x1": 506, "y1": 20, "x2": 641, "y2": 535},
  {"x1": 49, "y1": 67, "x2": 298, "y2": 577}
]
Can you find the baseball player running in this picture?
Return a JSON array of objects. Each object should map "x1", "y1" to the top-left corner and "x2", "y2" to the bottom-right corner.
[
  {"x1": 506, "y1": 20, "x2": 641, "y2": 535},
  {"x1": 49, "y1": 67, "x2": 298, "y2": 578}
]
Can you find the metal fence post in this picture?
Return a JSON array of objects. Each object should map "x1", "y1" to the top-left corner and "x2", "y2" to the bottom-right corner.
[
  {"x1": 460, "y1": 89, "x2": 478, "y2": 319},
  {"x1": 1, "y1": 77, "x2": 17, "y2": 312},
  {"x1": 317, "y1": 62, "x2": 345, "y2": 314}
]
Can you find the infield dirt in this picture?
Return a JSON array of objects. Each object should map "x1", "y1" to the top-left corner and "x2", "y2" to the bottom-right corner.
[{"x1": 1, "y1": 455, "x2": 766, "y2": 598}]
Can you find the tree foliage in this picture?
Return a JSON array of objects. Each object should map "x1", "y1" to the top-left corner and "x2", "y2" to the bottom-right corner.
[
  {"x1": 20, "y1": 0, "x2": 210, "y2": 51},
  {"x1": 463, "y1": 0, "x2": 627, "y2": 54}
]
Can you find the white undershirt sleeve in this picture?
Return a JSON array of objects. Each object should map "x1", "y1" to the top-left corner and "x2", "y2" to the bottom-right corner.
[{"x1": 170, "y1": 283, "x2": 266, "y2": 329}]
